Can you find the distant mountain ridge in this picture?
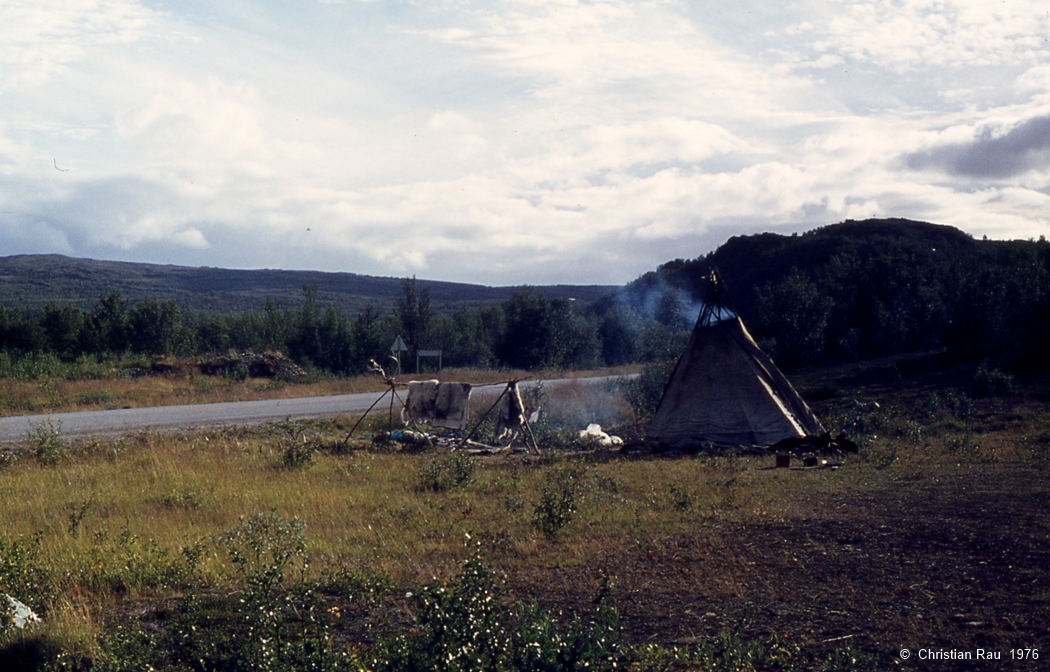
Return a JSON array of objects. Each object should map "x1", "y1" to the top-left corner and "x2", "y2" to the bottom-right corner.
[{"x1": 0, "y1": 254, "x2": 618, "y2": 314}]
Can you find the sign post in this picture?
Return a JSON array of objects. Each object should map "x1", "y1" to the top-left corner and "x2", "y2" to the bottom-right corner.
[
  {"x1": 416, "y1": 349, "x2": 442, "y2": 374},
  {"x1": 390, "y1": 335, "x2": 408, "y2": 381}
]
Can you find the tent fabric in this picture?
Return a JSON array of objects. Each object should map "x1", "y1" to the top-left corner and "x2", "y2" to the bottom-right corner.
[{"x1": 646, "y1": 314, "x2": 824, "y2": 450}]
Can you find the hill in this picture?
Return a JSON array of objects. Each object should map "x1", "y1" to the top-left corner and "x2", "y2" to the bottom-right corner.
[
  {"x1": 0, "y1": 255, "x2": 617, "y2": 314},
  {"x1": 628, "y1": 218, "x2": 1050, "y2": 368}
]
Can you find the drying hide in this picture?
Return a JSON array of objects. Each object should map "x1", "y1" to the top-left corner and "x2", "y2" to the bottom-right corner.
[
  {"x1": 494, "y1": 382, "x2": 526, "y2": 445},
  {"x1": 402, "y1": 380, "x2": 473, "y2": 430}
]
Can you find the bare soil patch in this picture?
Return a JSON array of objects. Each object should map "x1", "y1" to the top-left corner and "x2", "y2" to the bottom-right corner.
[{"x1": 504, "y1": 461, "x2": 1049, "y2": 669}]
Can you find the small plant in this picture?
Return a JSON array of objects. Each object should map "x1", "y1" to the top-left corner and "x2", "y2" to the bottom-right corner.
[
  {"x1": 621, "y1": 359, "x2": 676, "y2": 420},
  {"x1": 417, "y1": 451, "x2": 475, "y2": 492},
  {"x1": 221, "y1": 510, "x2": 307, "y2": 596},
  {"x1": 668, "y1": 484, "x2": 696, "y2": 512},
  {"x1": 25, "y1": 419, "x2": 65, "y2": 466},
  {"x1": 1031, "y1": 429, "x2": 1050, "y2": 461},
  {"x1": 824, "y1": 643, "x2": 877, "y2": 671},
  {"x1": 272, "y1": 420, "x2": 317, "y2": 468},
  {"x1": 533, "y1": 464, "x2": 582, "y2": 539},
  {"x1": 318, "y1": 567, "x2": 393, "y2": 613},
  {"x1": 0, "y1": 534, "x2": 51, "y2": 618},
  {"x1": 154, "y1": 488, "x2": 204, "y2": 511},
  {"x1": 967, "y1": 362, "x2": 1016, "y2": 399},
  {"x1": 282, "y1": 439, "x2": 316, "y2": 468},
  {"x1": 66, "y1": 498, "x2": 93, "y2": 538},
  {"x1": 371, "y1": 552, "x2": 628, "y2": 672}
]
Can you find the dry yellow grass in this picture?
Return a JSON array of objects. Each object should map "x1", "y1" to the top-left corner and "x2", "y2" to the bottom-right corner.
[{"x1": 0, "y1": 427, "x2": 901, "y2": 594}]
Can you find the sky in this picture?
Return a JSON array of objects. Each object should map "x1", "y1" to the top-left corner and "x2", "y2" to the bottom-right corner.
[{"x1": 1, "y1": 1, "x2": 1049, "y2": 287}]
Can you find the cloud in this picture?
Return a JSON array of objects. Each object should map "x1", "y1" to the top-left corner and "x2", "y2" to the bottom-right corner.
[
  {"x1": 2, "y1": 1, "x2": 1050, "y2": 286},
  {"x1": 794, "y1": 0, "x2": 1050, "y2": 71},
  {"x1": 0, "y1": 0, "x2": 172, "y2": 88},
  {"x1": 904, "y1": 115, "x2": 1050, "y2": 178}
]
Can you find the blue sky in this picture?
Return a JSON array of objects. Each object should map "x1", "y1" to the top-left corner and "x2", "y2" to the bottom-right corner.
[{"x1": 2, "y1": 1, "x2": 1049, "y2": 286}]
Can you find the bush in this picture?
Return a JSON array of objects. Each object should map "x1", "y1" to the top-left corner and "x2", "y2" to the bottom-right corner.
[
  {"x1": 621, "y1": 359, "x2": 676, "y2": 421},
  {"x1": 0, "y1": 535, "x2": 51, "y2": 618},
  {"x1": 967, "y1": 362, "x2": 1016, "y2": 399},
  {"x1": 271, "y1": 420, "x2": 318, "y2": 469},
  {"x1": 418, "y1": 451, "x2": 475, "y2": 492},
  {"x1": 533, "y1": 465, "x2": 582, "y2": 539},
  {"x1": 370, "y1": 553, "x2": 628, "y2": 672},
  {"x1": 221, "y1": 511, "x2": 307, "y2": 596},
  {"x1": 25, "y1": 419, "x2": 65, "y2": 466}
]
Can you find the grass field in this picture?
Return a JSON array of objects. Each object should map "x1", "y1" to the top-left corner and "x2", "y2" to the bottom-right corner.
[{"x1": 1, "y1": 354, "x2": 1049, "y2": 670}]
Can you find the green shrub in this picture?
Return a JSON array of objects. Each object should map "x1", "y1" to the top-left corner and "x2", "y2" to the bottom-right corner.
[
  {"x1": 25, "y1": 419, "x2": 65, "y2": 466},
  {"x1": 270, "y1": 420, "x2": 318, "y2": 469},
  {"x1": 221, "y1": 511, "x2": 307, "y2": 596},
  {"x1": 0, "y1": 534, "x2": 52, "y2": 617},
  {"x1": 371, "y1": 554, "x2": 628, "y2": 672},
  {"x1": 621, "y1": 359, "x2": 675, "y2": 421},
  {"x1": 533, "y1": 465, "x2": 582, "y2": 539},
  {"x1": 967, "y1": 362, "x2": 1016, "y2": 399},
  {"x1": 417, "y1": 451, "x2": 475, "y2": 492}
]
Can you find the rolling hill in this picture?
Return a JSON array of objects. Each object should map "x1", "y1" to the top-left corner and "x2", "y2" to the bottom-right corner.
[{"x1": 0, "y1": 255, "x2": 618, "y2": 314}]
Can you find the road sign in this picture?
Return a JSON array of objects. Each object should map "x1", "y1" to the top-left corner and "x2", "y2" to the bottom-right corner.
[{"x1": 390, "y1": 335, "x2": 408, "y2": 352}]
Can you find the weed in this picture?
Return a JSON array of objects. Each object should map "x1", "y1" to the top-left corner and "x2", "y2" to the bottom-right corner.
[
  {"x1": 25, "y1": 419, "x2": 65, "y2": 466},
  {"x1": 925, "y1": 390, "x2": 971, "y2": 420},
  {"x1": 371, "y1": 553, "x2": 629, "y2": 672},
  {"x1": 66, "y1": 498, "x2": 93, "y2": 538},
  {"x1": 967, "y1": 362, "x2": 1016, "y2": 399},
  {"x1": 76, "y1": 389, "x2": 118, "y2": 407},
  {"x1": 582, "y1": 469, "x2": 622, "y2": 504},
  {"x1": 417, "y1": 451, "x2": 475, "y2": 492},
  {"x1": 690, "y1": 605, "x2": 801, "y2": 672},
  {"x1": 503, "y1": 495, "x2": 526, "y2": 512},
  {"x1": 533, "y1": 464, "x2": 583, "y2": 539},
  {"x1": 77, "y1": 526, "x2": 205, "y2": 595},
  {"x1": 944, "y1": 432, "x2": 979, "y2": 455},
  {"x1": 153, "y1": 488, "x2": 205, "y2": 511},
  {"x1": 221, "y1": 511, "x2": 307, "y2": 596},
  {"x1": 317, "y1": 567, "x2": 393, "y2": 612},
  {"x1": 271, "y1": 419, "x2": 318, "y2": 468},
  {"x1": 668, "y1": 484, "x2": 696, "y2": 512},
  {"x1": 823, "y1": 643, "x2": 877, "y2": 671},
  {"x1": 1030, "y1": 429, "x2": 1050, "y2": 461}
]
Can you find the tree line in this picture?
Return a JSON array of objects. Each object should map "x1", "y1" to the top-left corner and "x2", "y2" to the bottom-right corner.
[
  {"x1": 3, "y1": 220, "x2": 1047, "y2": 377},
  {"x1": 0, "y1": 278, "x2": 687, "y2": 376}
]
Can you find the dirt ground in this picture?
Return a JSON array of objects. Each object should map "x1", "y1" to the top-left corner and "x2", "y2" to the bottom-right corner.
[{"x1": 502, "y1": 462, "x2": 1050, "y2": 670}]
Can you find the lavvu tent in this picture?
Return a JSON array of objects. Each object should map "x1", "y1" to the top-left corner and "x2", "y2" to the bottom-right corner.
[{"x1": 646, "y1": 270, "x2": 824, "y2": 450}]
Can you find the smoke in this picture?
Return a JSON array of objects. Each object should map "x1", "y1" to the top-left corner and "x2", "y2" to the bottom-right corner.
[{"x1": 616, "y1": 275, "x2": 706, "y2": 328}]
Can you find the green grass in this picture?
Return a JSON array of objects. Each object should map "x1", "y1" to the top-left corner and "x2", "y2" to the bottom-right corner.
[{"x1": 1, "y1": 368, "x2": 1047, "y2": 670}]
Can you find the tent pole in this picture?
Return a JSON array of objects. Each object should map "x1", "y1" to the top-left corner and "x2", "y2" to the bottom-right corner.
[
  {"x1": 342, "y1": 384, "x2": 393, "y2": 446},
  {"x1": 458, "y1": 382, "x2": 510, "y2": 449}
]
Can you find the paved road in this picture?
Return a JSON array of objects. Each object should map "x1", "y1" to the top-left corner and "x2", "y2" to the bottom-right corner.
[{"x1": 0, "y1": 376, "x2": 628, "y2": 443}]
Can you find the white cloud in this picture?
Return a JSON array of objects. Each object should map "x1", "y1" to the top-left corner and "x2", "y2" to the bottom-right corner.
[
  {"x1": 802, "y1": 0, "x2": 1050, "y2": 71},
  {"x1": 1, "y1": 0, "x2": 1049, "y2": 286}
]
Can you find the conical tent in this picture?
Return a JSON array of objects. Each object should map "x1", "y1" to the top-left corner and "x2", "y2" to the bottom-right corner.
[{"x1": 646, "y1": 271, "x2": 824, "y2": 450}]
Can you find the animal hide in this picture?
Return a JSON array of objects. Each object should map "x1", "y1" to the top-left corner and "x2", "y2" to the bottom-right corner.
[
  {"x1": 402, "y1": 380, "x2": 472, "y2": 430},
  {"x1": 494, "y1": 382, "x2": 526, "y2": 445}
]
